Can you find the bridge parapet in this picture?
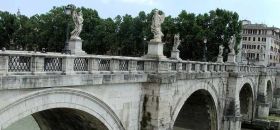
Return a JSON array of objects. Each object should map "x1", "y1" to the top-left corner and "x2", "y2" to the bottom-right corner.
[
  {"x1": 0, "y1": 51, "x2": 147, "y2": 75},
  {"x1": 0, "y1": 50, "x2": 280, "y2": 130},
  {"x1": 0, "y1": 50, "x2": 277, "y2": 76}
]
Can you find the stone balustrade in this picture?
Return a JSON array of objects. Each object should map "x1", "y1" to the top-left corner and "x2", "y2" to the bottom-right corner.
[{"x1": 0, "y1": 50, "x2": 276, "y2": 76}]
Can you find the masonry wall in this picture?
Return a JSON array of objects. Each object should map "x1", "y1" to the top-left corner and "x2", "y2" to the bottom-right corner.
[
  {"x1": 0, "y1": 82, "x2": 143, "y2": 130},
  {"x1": 141, "y1": 72, "x2": 229, "y2": 130}
]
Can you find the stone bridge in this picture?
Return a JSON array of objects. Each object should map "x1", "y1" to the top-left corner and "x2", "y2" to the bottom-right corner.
[{"x1": 0, "y1": 51, "x2": 279, "y2": 130}]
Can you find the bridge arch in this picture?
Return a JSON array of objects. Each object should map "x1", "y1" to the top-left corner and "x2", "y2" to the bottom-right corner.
[
  {"x1": 238, "y1": 77, "x2": 255, "y2": 96},
  {"x1": 0, "y1": 88, "x2": 125, "y2": 130},
  {"x1": 171, "y1": 81, "x2": 219, "y2": 130},
  {"x1": 239, "y1": 83, "x2": 254, "y2": 121}
]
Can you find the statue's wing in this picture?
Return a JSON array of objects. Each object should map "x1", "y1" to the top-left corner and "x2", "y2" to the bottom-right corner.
[
  {"x1": 159, "y1": 15, "x2": 165, "y2": 23},
  {"x1": 73, "y1": 12, "x2": 79, "y2": 25}
]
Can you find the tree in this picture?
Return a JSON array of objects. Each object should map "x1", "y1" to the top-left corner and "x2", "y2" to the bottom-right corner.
[
  {"x1": 162, "y1": 15, "x2": 177, "y2": 57},
  {"x1": 80, "y1": 7, "x2": 102, "y2": 54},
  {"x1": 169, "y1": 9, "x2": 242, "y2": 61},
  {"x1": 0, "y1": 7, "x2": 242, "y2": 61},
  {"x1": 0, "y1": 11, "x2": 20, "y2": 49}
]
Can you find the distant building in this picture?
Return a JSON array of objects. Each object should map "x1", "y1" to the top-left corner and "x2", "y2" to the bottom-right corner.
[{"x1": 240, "y1": 20, "x2": 280, "y2": 66}]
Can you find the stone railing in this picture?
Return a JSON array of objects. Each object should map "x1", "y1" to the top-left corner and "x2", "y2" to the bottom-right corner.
[
  {"x1": 0, "y1": 51, "x2": 147, "y2": 75},
  {"x1": 0, "y1": 51, "x2": 276, "y2": 76}
]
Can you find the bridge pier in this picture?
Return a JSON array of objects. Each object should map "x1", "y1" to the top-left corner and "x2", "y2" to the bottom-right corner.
[
  {"x1": 223, "y1": 69, "x2": 255, "y2": 130},
  {"x1": 273, "y1": 73, "x2": 280, "y2": 110},
  {"x1": 257, "y1": 103, "x2": 270, "y2": 118},
  {"x1": 140, "y1": 81, "x2": 173, "y2": 130},
  {"x1": 273, "y1": 88, "x2": 280, "y2": 109},
  {"x1": 256, "y1": 73, "x2": 271, "y2": 118},
  {"x1": 223, "y1": 96, "x2": 242, "y2": 130},
  {"x1": 223, "y1": 116, "x2": 242, "y2": 130}
]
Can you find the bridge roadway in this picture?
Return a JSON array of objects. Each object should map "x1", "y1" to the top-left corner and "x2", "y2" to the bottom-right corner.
[{"x1": 0, "y1": 50, "x2": 279, "y2": 130}]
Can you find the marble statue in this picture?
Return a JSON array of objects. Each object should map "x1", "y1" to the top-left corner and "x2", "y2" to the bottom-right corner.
[
  {"x1": 150, "y1": 10, "x2": 165, "y2": 43},
  {"x1": 218, "y1": 45, "x2": 224, "y2": 57},
  {"x1": 228, "y1": 35, "x2": 236, "y2": 55},
  {"x1": 70, "y1": 10, "x2": 84, "y2": 40},
  {"x1": 172, "y1": 34, "x2": 181, "y2": 51}
]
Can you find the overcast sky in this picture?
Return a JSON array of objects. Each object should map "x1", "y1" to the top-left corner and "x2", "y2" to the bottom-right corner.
[{"x1": 1, "y1": 0, "x2": 280, "y2": 27}]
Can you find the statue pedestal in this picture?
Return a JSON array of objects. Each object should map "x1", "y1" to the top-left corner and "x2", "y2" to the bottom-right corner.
[
  {"x1": 216, "y1": 55, "x2": 223, "y2": 63},
  {"x1": 69, "y1": 39, "x2": 86, "y2": 55},
  {"x1": 144, "y1": 41, "x2": 167, "y2": 59},
  {"x1": 170, "y1": 50, "x2": 181, "y2": 60},
  {"x1": 227, "y1": 53, "x2": 236, "y2": 64}
]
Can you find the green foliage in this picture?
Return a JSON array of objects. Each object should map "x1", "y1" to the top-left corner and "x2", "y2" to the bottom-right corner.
[
  {"x1": 161, "y1": 8, "x2": 242, "y2": 61},
  {"x1": 0, "y1": 7, "x2": 242, "y2": 61},
  {"x1": 0, "y1": 11, "x2": 20, "y2": 48}
]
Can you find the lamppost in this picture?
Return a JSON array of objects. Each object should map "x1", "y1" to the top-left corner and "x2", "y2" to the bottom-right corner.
[
  {"x1": 62, "y1": 4, "x2": 74, "y2": 54},
  {"x1": 143, "y1": 36, "x2": 146, "y2": 55},
  {"x1": 202, "y1": 37, "x2": 207, "y2": 62}
]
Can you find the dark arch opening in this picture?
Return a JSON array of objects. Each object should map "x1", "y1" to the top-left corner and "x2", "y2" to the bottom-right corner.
[
  {"x1": 240, "y1": 83, "x2": 253, "y2": 123},
  {"x1": 5, "y1": 108, "x2": 109, "y2": 130},
  {"x1": 173, "y1": 89, "x2": 217, "y2": 130},
  {"x1": 267, "y1": 81, "x2": 273, "y2": 108}
]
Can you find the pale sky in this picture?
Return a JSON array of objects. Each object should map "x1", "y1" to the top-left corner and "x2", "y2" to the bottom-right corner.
[{"x1": 1, "y1": 0, "x2": 280, "y2": 27}]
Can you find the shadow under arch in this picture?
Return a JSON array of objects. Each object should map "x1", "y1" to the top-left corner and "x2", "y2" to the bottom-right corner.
[
  {"x1": 267, "y1": 80, "x2": 273, "y2": 108},
  {"x1": 0, "y1": 88, "x2": 125, "y2": 130},
  {"x1": 6, "y1": 108, "x2": 109, "y2": 130},
  {"x1": 239, "y1": 83, "x2": 254, "y2": 123},
  {"x1": 172, "y1": 84, "x2": 219, "y2": 130}
]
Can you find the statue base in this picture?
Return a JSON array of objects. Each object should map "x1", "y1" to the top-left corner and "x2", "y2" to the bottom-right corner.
[
  {"x1": 143, "y1": 41, "x2": 167, "y2": 60},
  {"x1": 69, "y1": 38, "x2": 86, "y2": 55},
  {"x1": 227, "y1": 53, "x2": 236, "y2": 64},
  {"x1": 216, "y1": 55, "x2": 223, "y2": 63},
  {"x1": 170, "y1": 50, "x2": 182, "y2": 60}
]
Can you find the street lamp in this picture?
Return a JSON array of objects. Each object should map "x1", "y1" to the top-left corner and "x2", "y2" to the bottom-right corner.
[
  {"x1": 64, "y1": 5, "x2": 72, "y2": 15},
  {"x1": 202, "y1": 38, "x2": 207, "y2": 62},
  {"x1": 143, "y1": 36, "x2": 146, "y2": 55},
  {"x1": 62, "y1": 4, "x2": 74, "y2": 54}
]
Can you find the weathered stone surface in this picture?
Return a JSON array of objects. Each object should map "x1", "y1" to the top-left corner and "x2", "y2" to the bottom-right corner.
[
  {"x1": 0, "y1": 51, "x2": 279, "y2": 130},
  {"x1": 69, "y1": 39, "x2": 86, "y2": 55}
]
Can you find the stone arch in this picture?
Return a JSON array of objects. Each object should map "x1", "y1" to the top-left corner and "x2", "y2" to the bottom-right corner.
[
  {"x1": 171, "y1": 82, "x2": 219, "y2": 130},
  {"x1": 0, "y1": 88, "x2": 125, "y2": 130},
  {"x1": 238, "y1": 77, "x2": 255, "y2": 98},
  {"x1": 239, "y1": 83, "x2": 254, "y2": 121}
]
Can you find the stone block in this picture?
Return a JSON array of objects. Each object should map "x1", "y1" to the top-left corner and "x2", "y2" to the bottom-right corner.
[
  {"x1": 69, "y1": 39, "x2": 86, "y2": 55},
  {"x1": 227, "y1": 53, "x2": 236, "y2": 64},
  {"x1": 144, "y1": 41, "x2": 167, "y2": 60},
  {"x1": 217, "y1": 55, "x2": 223, "y2": 63},
  {"x1": 170, "y1": 50, "x2": 181, "y2": 60},
  {"x1": 257, "y1": 103, "x2": 270, "y2": 118}
]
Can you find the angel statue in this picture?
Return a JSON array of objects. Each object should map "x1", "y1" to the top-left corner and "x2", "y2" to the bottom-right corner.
[
  {"x1": 218, "y1": 44, "x2": 224, "y2": 57},
  {"x1": 70, "y1": 10, "x2": 84, "y2": 40},
  {"x1": 228, "y1": 35, "x2": 236, "y2": 55},
  {"x1": 150, "y1": 9, "x2": 165, "y2": 42},
  {"x1": 172, "y1": 34, "x2": 181, "y2": 51}
]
